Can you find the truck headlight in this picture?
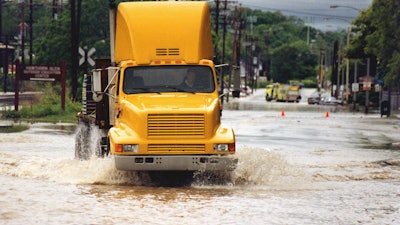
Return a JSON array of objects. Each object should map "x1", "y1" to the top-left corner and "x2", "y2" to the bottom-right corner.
[
  {"x1": 123, "y1": 144, "x2": 139, "y2": 153},
  {"x1": 214, "y1": 143, "x2": 235, "y2": 152}
]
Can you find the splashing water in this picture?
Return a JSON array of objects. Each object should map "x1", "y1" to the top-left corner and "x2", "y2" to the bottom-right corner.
[
  {"x1": 74, "y1": 124, "x2": 106, "y2": 160},
  {"x1": 1, "y1": 125, "x2": 310, "y2": 187}
]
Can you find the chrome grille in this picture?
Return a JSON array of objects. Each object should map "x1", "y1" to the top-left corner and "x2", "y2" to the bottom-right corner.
[
  {"x1": 147, "y1": 114, "x2": 205, "y2": 137},
  {"x1": 148, "y1": 144, "x2": 205, "y2": 152}
]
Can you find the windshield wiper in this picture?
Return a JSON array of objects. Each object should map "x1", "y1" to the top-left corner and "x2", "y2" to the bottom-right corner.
[{"x1": 168, "y1": 86, "x2": 195, "y2": 94}]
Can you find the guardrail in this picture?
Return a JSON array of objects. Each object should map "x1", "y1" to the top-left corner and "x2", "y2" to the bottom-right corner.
[{"x1": 0, "y1": 92, "x2": 43, "y2": 110}]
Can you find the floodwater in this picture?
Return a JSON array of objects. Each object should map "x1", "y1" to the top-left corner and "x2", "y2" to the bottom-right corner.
[{"x1": 1, "y1": 89, "x2": 400, "y2": 225}]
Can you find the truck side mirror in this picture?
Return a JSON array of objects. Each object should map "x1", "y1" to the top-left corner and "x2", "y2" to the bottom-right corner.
[
  {"x1": 92, "y1": 69, "x2": 103, "y2": 93},
  {"x1": 92, "y1": 69, "x2": 104, "y2": 102}
]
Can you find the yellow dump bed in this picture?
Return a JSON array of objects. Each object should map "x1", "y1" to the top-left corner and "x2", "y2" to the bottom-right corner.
[{"x1": 115, "y1": 1, "x2": 214, "y2": 64}]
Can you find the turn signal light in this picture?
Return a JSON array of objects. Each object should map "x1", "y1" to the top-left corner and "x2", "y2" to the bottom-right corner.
[
  {"x1": 114, "y1": 144, "x2": 139, "y2": 153},
  {"x1": 214, "y1": 143, "x2": 235, "y2": 152},
  {"x1": 115, "y1": 144, "x2": 123, "y2": 153}
]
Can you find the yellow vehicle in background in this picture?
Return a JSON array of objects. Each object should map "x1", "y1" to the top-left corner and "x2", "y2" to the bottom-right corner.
[
  {"x1": 275, "y1": 80, "x2": 302, "y2": 103},
  {"x1": 289, "y1": 80, "x2": 301, "y2": 91},
  {"x1": 75, "y1": 1, "x2": 237, "y2": 174},
  {"x1": 265, "y1": 83, "x2": 279, "y2": 101}
]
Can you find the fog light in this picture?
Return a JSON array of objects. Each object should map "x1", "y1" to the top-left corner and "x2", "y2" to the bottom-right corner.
[
  {"x1": 123, "y1": 144, "x2": 139, "y2": 152},
  {"x1": 214, "y1": 144, "x2": 229, "y2": 152}
]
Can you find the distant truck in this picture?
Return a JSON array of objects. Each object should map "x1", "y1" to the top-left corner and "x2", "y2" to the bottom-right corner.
[
  {"x1": 265, "y1": 83, "x2": 278, "y2": 101},
  {"x1": 275, "y1": 80, "x2": 301, "y2": 103},
  {"x1": 75, "y1": 1, "x2": 237, "y2": 173},
  {"x1": 265, "y1": 80, "x2": 301, "y2": 102}
]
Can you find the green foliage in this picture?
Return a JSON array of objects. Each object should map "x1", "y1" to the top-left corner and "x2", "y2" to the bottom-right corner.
[
  {"x1": 270, "y1": 40, "x2": 317, "y2": 83},
  {"x1": 33, "y1": 16, "x2": 71, "y2": 65},
  {"x1": 301, "y1": 77, "x2": 317, "y2": 88},
  {"x1": 1, "y1": 86, "x2": 81, "y2": 123},
  {"x1": 350, "y1": 0, "x2": 400, "y2": 88},
  {"x1": 0, "y1": 125, "x2": 29, "y2": 133},
  {"x1": 237, "y1": 7, "x2": 322, "y2": 84},
  {"x1": 1, "y1": 2, "x2": 21, "y2": 36},
  {"x1": 3, "y1": 0, "x2": 346, "y2": 99},
  {"x1": 257, "y1": 80, "x2": 268, "y2": 89},
  {"x1": 2, "y1": 110, "x2": 20, "y2": 120},
  {"x1": 33, "y1": 0, "x2": 109, "y2": 65}
]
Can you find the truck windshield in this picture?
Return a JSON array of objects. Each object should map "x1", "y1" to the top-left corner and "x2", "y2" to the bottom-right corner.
[{"x1": 123, "y1": 65, "x2": 215, "y2": 94}]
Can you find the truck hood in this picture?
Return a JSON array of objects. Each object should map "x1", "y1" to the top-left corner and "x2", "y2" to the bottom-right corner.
[{"x1": 121, "y1": 93, "x2": 218, "y2": 111}]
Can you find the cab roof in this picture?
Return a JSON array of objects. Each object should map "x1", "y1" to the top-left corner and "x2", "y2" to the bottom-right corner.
[{"x1": 115, "y1": 1, "x2": 214, "y2": 65}]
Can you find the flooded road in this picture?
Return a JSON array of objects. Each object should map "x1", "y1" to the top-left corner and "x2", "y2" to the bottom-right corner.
[{"x1": 1, "y1": 90, "x2": 400, "y2": 225}]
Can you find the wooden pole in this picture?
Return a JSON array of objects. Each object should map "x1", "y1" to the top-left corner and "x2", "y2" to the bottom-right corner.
[
  {"x1": 14, "y1": 60, "x2": 20, "y2": 111},
  {"x1": 61, "y1": 60, "x2": 66, "y2": 111}
]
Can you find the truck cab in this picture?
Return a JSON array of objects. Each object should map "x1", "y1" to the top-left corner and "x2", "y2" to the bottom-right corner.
[{"x1": 76, "y1": 1, "x2": 237, "y2": 172}]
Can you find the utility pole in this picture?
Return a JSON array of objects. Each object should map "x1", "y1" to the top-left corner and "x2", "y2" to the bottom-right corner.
[
  {"x1": 345, "y1": 27, "x2": 351, "y2": 105},
  {"x1": 219, "y1": 0, "x2": 227, "y2": 104},
  {"x1": 231, "y1": 5, "x2": 241, "y2": 99},
  {"x1": 70, "y1": 0, "x2": 82, "y2": 100},
  {"x1": 365, "y1": 57, "x2": 370, "y2": 114},
  {"x1": 20, "y1": 1, "x2": 25, "y2": 67},
  {"x1": 0, "y1": 0, "x2": 3, "y2": 38},
  {"x1": 214, "y1": 0, "x2": 219, "y2": 36},
  {"x1": 29, "y1": 0, "x2": 33, "y2": 64},
  {"x1": 332, "y1": 40, "x2": 338, "y2": 97},
  {"x1": 353, "y1": 60, "x2": 358, "y2": 111},
  {"x1": 1, "y1": 0, "x2": 3, "y2": 93}
]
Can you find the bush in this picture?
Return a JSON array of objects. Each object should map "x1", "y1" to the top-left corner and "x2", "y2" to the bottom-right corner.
[
  {"x1": 302, "y1": 76, "x2": 317, "y2": 88},
  {"x1": 0, "y1": 125, "x2": 29, "y2": 133}
]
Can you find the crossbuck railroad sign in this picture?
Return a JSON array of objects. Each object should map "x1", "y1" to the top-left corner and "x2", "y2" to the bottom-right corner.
[{"x1": 79, "y1": 47, "x2": 96, "y2": 66}]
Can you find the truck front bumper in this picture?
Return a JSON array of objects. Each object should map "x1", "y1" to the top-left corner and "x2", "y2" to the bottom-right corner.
[{"x1": 114, "y1": 155, "x2": 238, "y2": 171}]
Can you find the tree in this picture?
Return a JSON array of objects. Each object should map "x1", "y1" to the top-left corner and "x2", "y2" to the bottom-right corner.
[
  {"x1": 349, "y1": 0, "x2": 400, "y2": 88},
  {"x1": 239, "y1": 7, "x2": 320, "y2": 84},
  {"x1": 33, "y1": 15, "x2": 70, "y2": 65},
  {"x1": 270, "y1": 40, "x2": 316, "y2": 83},
  {"x1": 33, "y1": 0, "x2": 110, "y2": 99}
]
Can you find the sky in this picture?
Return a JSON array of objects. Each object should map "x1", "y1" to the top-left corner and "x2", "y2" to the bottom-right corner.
[{"x1": 237, "y1": 0, "x2": 373, "y2": 31}]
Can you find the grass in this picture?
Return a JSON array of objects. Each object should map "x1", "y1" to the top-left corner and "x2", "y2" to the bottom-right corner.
[
  {"x1": 1, "y1": 87, "x2": 81, "y2": 125},
  {"x1": 0, "y1": 124, "x2": 30, "y2": 133}
]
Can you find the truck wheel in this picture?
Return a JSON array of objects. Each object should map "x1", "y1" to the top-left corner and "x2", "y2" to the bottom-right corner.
[
  {"x1": 100, "y1": 137, "x2": 110, "y2": 157},
  {"x1": 75, "y1": 124, "x2": 92, "y2": 160}
]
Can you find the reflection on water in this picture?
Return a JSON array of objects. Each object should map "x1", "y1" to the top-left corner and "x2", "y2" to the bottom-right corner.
[
  {"x1": 21, "y1": 122, "x2": 77, "y2": 135},
  {"x1": 84, "y1": 184, "x2": 235, "y2": 202},
  {"x1": 225, "y1": 100, "x2": 349, "y2": 113},
  {"x1": 1, "y1": 99, "x2": 400, "y2": 224}
]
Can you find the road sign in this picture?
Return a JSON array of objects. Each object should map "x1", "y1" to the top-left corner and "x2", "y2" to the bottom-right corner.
[
  {"x1": 15, "y1": 60, "x2": 67, "y2": 111},
  {"x1": 363, "y1": 79, "x2": 372, "y2": 91},
  {"x1": 22, "y1": 65, "x2": 61, "y2": 81},
  {"x1": 352, "y1": 83, "x2": 359, "y2": 92},
  {"x1": 79, "y1": 47, "x2": 96, "y2": 66}
]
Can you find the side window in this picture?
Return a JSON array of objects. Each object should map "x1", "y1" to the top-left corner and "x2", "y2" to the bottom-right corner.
[
  {"x1": 192, "y1": 67, "x2": 214, "y2": 92},
  {"x1": 116, "y1": 71, "x2": 120, "y2": 96}
]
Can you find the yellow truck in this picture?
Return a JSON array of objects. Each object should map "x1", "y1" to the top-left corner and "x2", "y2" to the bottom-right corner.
[
  {"x1": 75, "y1": 1, "x2": 237, "y2": 173},
  {"x1": 265, "y1": 83, "x2": 278, "y2": 101},
  {"x1": 275, "y1": 80, "x2": 302, "y2": 102}
]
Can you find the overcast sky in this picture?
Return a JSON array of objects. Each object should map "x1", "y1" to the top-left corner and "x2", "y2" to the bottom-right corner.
[{"x1": 237, "y1": 0, "x2": 373, "y2": 31}]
